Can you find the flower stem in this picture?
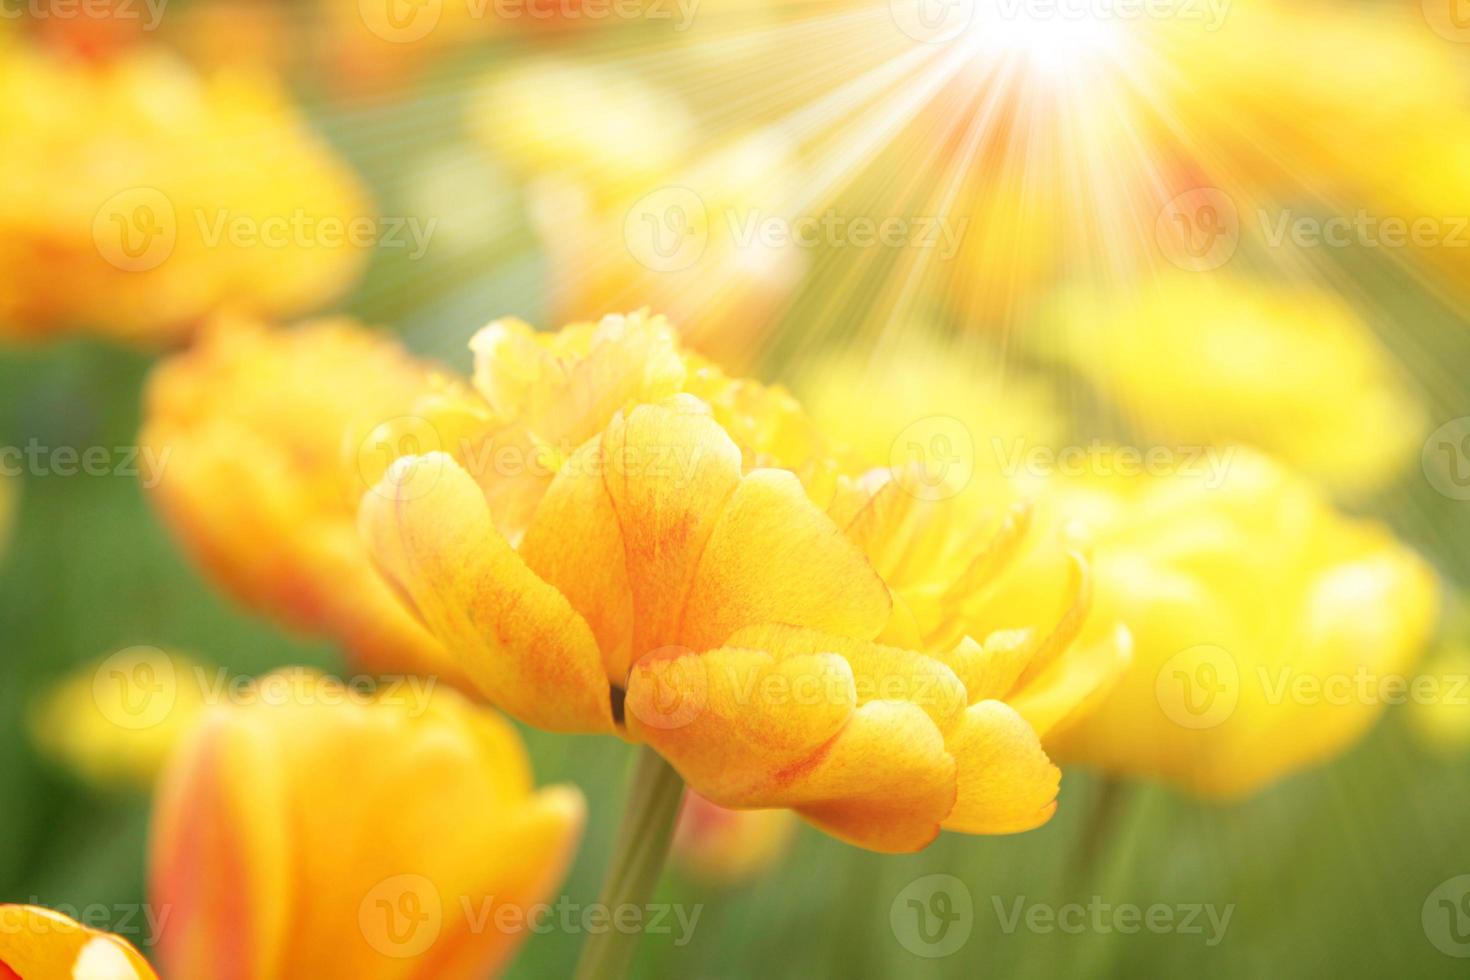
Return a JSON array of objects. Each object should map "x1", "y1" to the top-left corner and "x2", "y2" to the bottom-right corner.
[{"x1": 573, "y1": 745, "x2": 685, "y2": 980}]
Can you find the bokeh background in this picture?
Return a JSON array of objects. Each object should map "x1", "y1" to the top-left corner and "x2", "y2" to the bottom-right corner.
[{"x1": 3, "y1": 0, "x2": 1470, "y2": 976}]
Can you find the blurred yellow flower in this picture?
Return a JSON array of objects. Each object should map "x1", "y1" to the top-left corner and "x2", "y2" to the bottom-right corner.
[
  {"x1": 1039, "y1": 274, "x2": 1425, "y2": 496},
  {"x1": 796, "y1": 326, "x2": 1062, "y2": 482},
  {"x1": 0, "y1": 473, "x2": 15, "y2": 559},
  {"x1": 670, "y1": 793, "x2": 797, "y2": 886},
  {"x1": 1406, "y1": 647, "x2": 1470, "y2": 758},
  {"x1": 0, "y1": 38, "x2": 370, "y2": 344},
  {"x1": 468, "y1": 59, "x2": 805, "y2": 365},
  {"x1": 150, "y1": 669, "x2": 584, "y2": 980},
  {"x1": 358, "y1": 311, "x2": 1127, "y2": 852},
  {"x1": 140, "y1": 315, "x2": 468, "y2": 686},
  {"x1": 1047, "y1": 450, "x2": 1439, "y2": 798},
  {"x1": 0, "y1": 904, "x2": 158, "y2": 980},
  {"x1": 28, "y1": 648, "x2": 208, "y2": 792}
]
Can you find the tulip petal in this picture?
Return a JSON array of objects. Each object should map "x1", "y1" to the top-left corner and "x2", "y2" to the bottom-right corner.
[
  {"x1": 784, "y1": 700, "x2": 957, "y2": 854},
  {"x1": 626, "y1": 645, "x2": 857, "y2": 803},
  {"x1": 600, "y1": 399, "x2": 744, "y2": 658},
  {"x1": 681, "y1": 470, "x2": 892, "y2": 652},
  {"x1": 1010, "y1": 623, "x2": 1134, "y2": 739},
  {"x1": 359, "y1": 453, "x2": 613, "y2": 733},
  {"x1": 520, "y1": 436, "x2": 636, "y2": 684},
  {"x1": 942, "y1": 701, "x2": 1060, "y2": 835},
  {"x1": 727, "y1": 625, "x2": 966, "y2": 731},
  {"x1": 0, "y1": 906, "x2": 159, "y2": 980}
]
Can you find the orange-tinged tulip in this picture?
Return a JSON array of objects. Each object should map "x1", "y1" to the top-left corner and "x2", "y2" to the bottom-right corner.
[
  {"x1": 358, "y1": 313, "x2": 1125, "y2": 852},
  {"x1": 0, "y1": 905, "x2": 158, "y2": 980},
  {"x1": 0, "y1": 37, "x2": 369, "y2": 344},
  {"x1": 671, "y1": 793, "x2": 797, "y2": 886},
  {"x1": 140, "y1": 315, "x2": 471, "y2": 686},
  {"x1": 1048, "y1": 450, "x2": 1439, "y2": 797},
  {"x1": 150, "y1": 669, "x2": 584, "y2": 980}
]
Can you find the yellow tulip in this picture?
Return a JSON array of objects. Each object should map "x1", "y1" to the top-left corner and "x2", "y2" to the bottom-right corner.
[
  {"x1": 358, "y1": 312, "x2": 1128, "y2": 852},
  {"x1": 1406, "y1": 647, "x2": 1470, "y2": 758},
  {"x1": 468, "y1": 59, "x2": 805, "y2": 366},
  {"x1": 150, "y1": 669, "x2": 584, "y2": 980},
  {"x1": 0, "y1": 473, "x2": 14, "y2": 559},
  {"x1": 1047, "y1": 450, "x2": 1439, "y2": 798},
  {"x1": 670, "y1": 793, "x2": 797, "y2": 886},
  {"x1": 1039, "y1": 274, "x2": 1425, "y2": 496},
  {"x1": 795, "y1": 325, "x2": 1063, "y2": 482},
  {"x1": 29, "y1": 648, "x2": 209, "y2": 792},
  {"x1": 0, "y1": 38, "x2": 369, "y2": 344},
  {"x1": 0, "y1": 905, "x2": 158, "y2": 980},
  {"x1": 140, "y1": 314, "x2": 470, "y2": 686}
]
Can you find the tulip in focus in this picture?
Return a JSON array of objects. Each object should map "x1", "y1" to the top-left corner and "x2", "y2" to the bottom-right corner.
[
  {"x1": 140, "y1": 315, "x2": 472, "y2": 687},
  {"x1": 0, "y1": 37, "x2": 370, "y2": 344},
  {"x1": 29, "y1": 648, "x2": 209, "y2": 792},
  {"x1": 0, "y1": 904, "x2": 158, "y2": 980},
  {"x1": 671, "y1": 793, "x2": 797, "y2": 886},
  {"x1": 151, "y1": 669, "x2": 584, "y2": 980},
  {"x1": 1047, "y1": 450, "x2": 1439, "y2": 797},
  {"x1": 359, "y1": 310, "x2": 1130, "y2": 851}
]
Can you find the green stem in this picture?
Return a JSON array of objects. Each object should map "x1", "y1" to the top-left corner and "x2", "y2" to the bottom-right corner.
[{"x1": 573, "y1": 745, "x2": 686, "y2": 980}]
